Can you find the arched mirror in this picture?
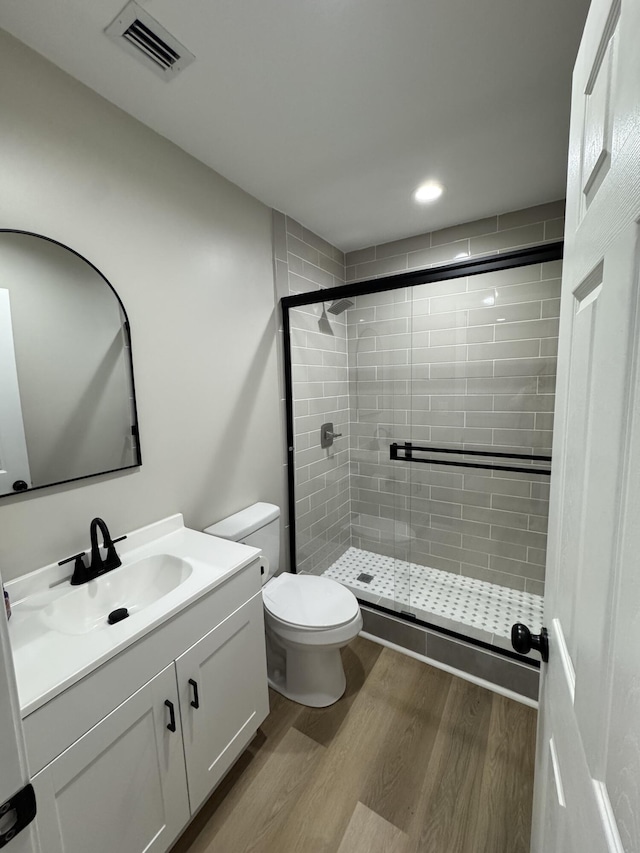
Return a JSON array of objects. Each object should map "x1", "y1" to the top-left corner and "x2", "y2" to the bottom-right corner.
[{"x1": 0, "y1": 231, "x2": 141, "y2": 497}]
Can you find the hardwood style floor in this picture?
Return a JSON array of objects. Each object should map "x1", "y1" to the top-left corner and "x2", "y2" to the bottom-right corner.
[{"x1": 170, "y1": 638, "x2": 536, "y2": 853}]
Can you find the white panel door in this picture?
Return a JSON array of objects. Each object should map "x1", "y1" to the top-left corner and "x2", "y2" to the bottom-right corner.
[
  {"x1": 176, "y1": 593, "x2": 269, "y2": 814},
  {"x1": 0, "y1": 290, "x2": 31, "y2": 493},
  {"x1": 32, "y1": 663, "x2": 189, "y2": 853},
  {"x1": 531, "y1": 0, "x2": 640, "y2": 850},
  {"x1": 0, "y1": 578, "x2": 39, "y2": 852}
]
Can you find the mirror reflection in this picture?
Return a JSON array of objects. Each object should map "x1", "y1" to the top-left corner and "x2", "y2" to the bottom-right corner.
[{"x1": 0, "y1": 231, "x2": 141, "y2": 497}]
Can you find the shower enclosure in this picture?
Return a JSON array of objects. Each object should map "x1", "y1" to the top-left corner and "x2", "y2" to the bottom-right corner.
[{"x1": 282, "y1": 243, "x2": 562, "y2": 663}]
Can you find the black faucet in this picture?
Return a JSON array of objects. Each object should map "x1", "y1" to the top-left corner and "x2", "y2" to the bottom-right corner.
[
  {"x1": 89, "y1": 518, "x2": 122, "y2": 575},
  {"x1": 70, "y1": 518, "x2": 122, "y2": 585}
]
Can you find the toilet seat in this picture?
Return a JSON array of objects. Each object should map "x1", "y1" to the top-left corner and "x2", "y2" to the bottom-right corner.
[{"x1": 263, "y1": 574, "x2": 360, "y2": 630}]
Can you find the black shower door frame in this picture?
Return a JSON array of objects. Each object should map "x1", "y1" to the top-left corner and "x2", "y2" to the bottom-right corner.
[{"x1": 281, "y1": 241, "x2": 563, "y2": 662}]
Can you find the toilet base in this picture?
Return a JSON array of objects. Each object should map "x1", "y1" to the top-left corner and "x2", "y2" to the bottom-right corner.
[{"x1": 268, "y1": 645, "x2": 347, "y2": 707}]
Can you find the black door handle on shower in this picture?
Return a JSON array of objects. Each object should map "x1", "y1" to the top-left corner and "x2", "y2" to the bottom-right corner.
[
  {"x1": 164, "y1": 700, "x2": 177, "y2": 732},
  {"x1": 189, "y1": 678, "x2": 200, "y2": 709},
  {"x1": 511, "y1": 623, "x2": 549, "y2": 662}
]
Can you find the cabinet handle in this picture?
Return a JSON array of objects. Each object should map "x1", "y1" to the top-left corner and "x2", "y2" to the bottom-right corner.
[
  {"x1": 189, "y1": 678, "x2": 200, "y2": 709},
  {"x1": 164, "y1": 700, "x2": 177, "y2": 732}
]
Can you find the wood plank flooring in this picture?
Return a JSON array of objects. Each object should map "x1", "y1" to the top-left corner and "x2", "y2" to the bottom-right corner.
[{"x1": 170, "y1": 638, "x2": 536, "y2": 853}]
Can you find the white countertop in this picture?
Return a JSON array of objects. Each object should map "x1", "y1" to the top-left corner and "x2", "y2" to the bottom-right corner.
[{"x1": 5, "y1": 514, "x2": 260, "y2": 717}]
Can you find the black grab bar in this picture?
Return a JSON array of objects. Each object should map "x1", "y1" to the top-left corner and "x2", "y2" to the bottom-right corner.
[{"x1": 389, "y1": 443, "x2": 552, "y2": 476}]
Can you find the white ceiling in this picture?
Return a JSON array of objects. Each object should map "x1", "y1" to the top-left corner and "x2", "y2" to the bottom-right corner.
[{"x1": 0, "y1": 0, "x2": 590, "y2": 252}]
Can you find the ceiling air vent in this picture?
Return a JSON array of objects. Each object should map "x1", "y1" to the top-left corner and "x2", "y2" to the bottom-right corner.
[{"x1": 105, "y1": 1, "x2": 195, "y2": 81}]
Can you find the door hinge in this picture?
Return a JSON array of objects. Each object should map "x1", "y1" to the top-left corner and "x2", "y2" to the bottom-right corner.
[{"x1": 0, "y1": 783, "x2": 37, "y2": 848}]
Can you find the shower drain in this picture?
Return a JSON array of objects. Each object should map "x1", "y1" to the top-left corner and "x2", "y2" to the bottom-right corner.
[{"x1": 357, "y1": 573, "x2": 374, "y2": 584}]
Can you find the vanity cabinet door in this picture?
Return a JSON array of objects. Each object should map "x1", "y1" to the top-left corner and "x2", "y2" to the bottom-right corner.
[
  {"x1": 176, "y1": 592, "x2": 269, "y2": 813},
  {"x1": 31, "y1": 663, "x2": 189, "y2": 853}
]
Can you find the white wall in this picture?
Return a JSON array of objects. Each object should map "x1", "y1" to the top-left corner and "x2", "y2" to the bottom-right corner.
[{"x1": 0, "y1": 30, "x2": 284, "y2": 580}]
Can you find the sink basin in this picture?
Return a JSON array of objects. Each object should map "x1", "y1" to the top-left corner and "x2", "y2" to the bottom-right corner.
[
  {"x1": 40, "y1": 554, "x2": 193, "y2": 635},
  {"x1": 6, "y1": 514, "x2": 263, "y2": 717}
]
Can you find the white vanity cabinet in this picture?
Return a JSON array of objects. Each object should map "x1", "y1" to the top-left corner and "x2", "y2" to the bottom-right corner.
[
  {"x1": 31, "y1": 663, "x2": 189, "y2": 853},
  {"x1": 177, "y1": 594, "x2": 269, "y2": 813},
  {"x1": 22, "y1": 561, "x2": 269, "y2": 853}
]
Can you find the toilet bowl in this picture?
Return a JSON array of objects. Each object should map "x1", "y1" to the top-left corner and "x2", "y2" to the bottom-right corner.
[{"x1": 204, "y1": 503, "x2": 362, "y2": 707}]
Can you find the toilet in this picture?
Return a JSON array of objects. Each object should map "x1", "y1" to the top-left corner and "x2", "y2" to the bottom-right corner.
[{"x1": 204, "y1": 502, "x2": 362, "y2": 707}]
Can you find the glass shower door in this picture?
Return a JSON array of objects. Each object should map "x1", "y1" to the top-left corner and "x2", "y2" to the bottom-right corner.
[
  {"x1": 287, "y1": 293, "x2": 414, "y2": 614},
  {"x1": 403, "y1": 261, "x2": 560, "y2": 643},
  {"x1": 287, "y1": 302, "x2": 351, "y2": 580},
  {"x1": 346, "y1": 287, "x2": 413, "y2": 614}
]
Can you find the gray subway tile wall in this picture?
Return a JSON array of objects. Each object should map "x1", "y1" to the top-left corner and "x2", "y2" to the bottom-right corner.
[
  {"x1": 345, "y1": 199, "x2": 564, "y2": 282},
  {"x1": 274, "y1": 211, "x2": 351, "y2": 575},
  {"x1": 277, "y1": 200, "x2": 564, "y2": 599},
  {"x1": 344, "y1": 201, "x2": 564, "y2": 594},
  {"x1": 347, "y1": 258, "x2": 560, "y2": 590}
]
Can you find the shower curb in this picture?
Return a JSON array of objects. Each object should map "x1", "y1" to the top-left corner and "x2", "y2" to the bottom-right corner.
[{"x1": 360, "y1": 605, "x2": 540, "y2": 704}]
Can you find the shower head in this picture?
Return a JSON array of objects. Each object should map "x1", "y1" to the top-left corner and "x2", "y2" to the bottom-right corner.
[
  {"x1": 318, "y1": 303, "x2": 334, "y2": 335},
  {"x1": 327, "y1": 298, "x2": 355, "y2": 315}
]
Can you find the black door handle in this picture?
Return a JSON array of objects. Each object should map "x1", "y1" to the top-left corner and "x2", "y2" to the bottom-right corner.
[
  {"x1": 164, "y1": 700, "x2": 176, "y2": 732},
  {"x1": 0, "y1": 784, "x2": 36, "y2": 848},
  {"x1": 511, "y1": 623, "x2": 549, "y2": 662},
  {"x1": 189, "y1": 678, "x2": 200, "y2": 709}
]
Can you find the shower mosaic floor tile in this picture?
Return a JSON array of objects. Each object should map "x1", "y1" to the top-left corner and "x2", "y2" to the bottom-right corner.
[{"x1": 323, "y1": 547, "x2": 544, "y2": 655}]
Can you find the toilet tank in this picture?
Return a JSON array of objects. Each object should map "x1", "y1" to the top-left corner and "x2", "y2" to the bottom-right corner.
[{"x1": 204, "y1": 503, "x2": 280, "y2": 580}]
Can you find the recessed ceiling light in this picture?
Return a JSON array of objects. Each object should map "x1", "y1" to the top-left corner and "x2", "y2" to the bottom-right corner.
[{"x1": 414, "y1": 181, "x2": 444, "y2": 203}]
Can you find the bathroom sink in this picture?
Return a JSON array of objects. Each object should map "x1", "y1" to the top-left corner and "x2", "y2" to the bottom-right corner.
[
  {"x1": 7, "y1": 514, "x2": 263, "y2": 715},
  {"x1": 40, "y1": 554, "x2": 193, "y2": 636}
]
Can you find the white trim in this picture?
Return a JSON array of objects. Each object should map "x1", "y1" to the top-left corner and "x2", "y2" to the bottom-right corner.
[
  {"x1": 0, "y1": 569, "x2": 32, "y2": 813},
  {"x1": 553, "y1": 617, "x2": 576, "y2": 703},
  {"x1": 583, "y1": 0, "x2": 620, "y2": 94},
  {"x1": 576, "y1": 282, "x2": 603, "y2": 313},
  {"x1": 593, "y1": 779, "x2": 625, "y2": 853},
  {"x1": 549, "y1": 736, "x2": 566, "y2": 808},
  {"x1": 359, "y1": 630, "x2": 539, "y2": 709}
]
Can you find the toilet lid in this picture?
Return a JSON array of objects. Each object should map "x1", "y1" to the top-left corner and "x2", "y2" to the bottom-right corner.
[{"x1": 263, "y1": 574, "x2": 359, "y2": 629}]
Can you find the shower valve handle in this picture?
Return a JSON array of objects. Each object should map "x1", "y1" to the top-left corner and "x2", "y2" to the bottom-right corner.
[{"x1": 321, "y1": 422, "x2": 342, "y2": 448}]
